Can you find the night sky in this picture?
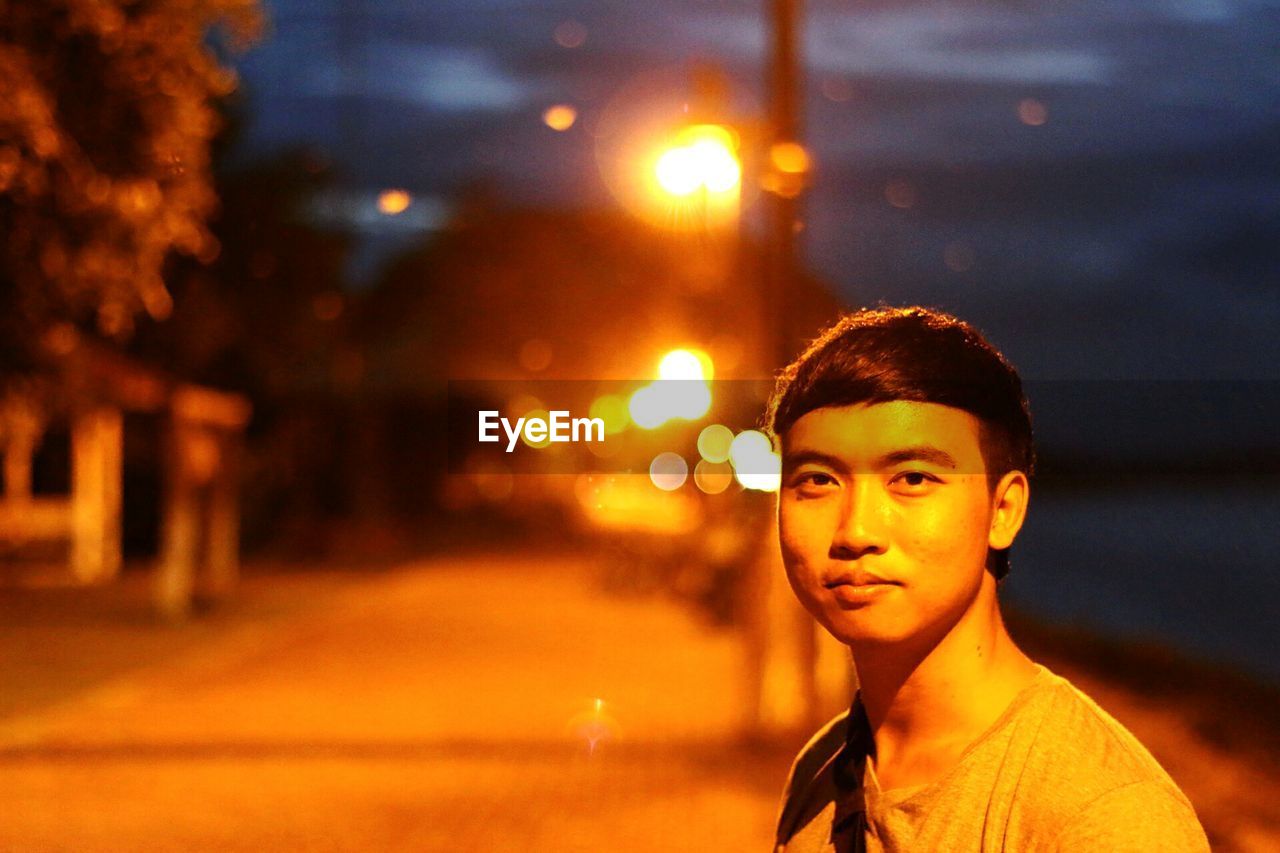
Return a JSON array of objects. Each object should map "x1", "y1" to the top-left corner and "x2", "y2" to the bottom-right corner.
[
  {"x1": 213, "y1": 0, "x2": 1280, "y2": 679},
  {"x1": 226, "y1": 0, "x2": 1280, "y2": 380}
]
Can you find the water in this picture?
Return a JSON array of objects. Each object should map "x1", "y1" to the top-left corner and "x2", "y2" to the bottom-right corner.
[{"x1": 1006, "y1": 482, "x2": 1280, "y2": 684}]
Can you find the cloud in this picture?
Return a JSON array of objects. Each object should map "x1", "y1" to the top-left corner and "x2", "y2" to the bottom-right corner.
[
  {"x1": 1162, "y1": 0, "x2": 1237, "y2": 23},
  {"x1": 302, "y1": 44, "x2": 535, "y2": 112},
  {"x1": 805, "y1": 7, "x2": 1112, "y2": 86}
]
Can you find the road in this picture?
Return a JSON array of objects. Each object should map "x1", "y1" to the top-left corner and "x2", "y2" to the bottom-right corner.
[{"x1": 0, "y1": 552, "x2": 794, "y2": 851}]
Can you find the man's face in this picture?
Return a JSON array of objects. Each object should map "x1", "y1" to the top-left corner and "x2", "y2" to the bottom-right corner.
[{"x1": 778, "y1": 400, "x2": 1006, "y2": 649}]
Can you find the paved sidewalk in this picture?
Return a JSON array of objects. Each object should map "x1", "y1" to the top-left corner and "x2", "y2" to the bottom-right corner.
[{"x1": 0, "y1": 553, "x2": 795, "y2": 851}]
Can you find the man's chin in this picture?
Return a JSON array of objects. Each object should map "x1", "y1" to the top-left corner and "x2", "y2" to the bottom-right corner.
[{"x1": 820, "y1": 615, "x2": 914, "y2": 648}]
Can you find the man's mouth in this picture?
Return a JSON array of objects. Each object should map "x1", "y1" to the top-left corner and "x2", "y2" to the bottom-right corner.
[
  {"x1": 824, "y1": 574, "x2": 899, "y2": 589},
  {"x1": 824, "y1": 574, "x2": 901, "y2": 605}
]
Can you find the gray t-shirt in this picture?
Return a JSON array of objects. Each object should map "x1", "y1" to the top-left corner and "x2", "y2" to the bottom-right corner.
[{"x1": 774, "y1": 664, "x2": 1210, "y2": 852}]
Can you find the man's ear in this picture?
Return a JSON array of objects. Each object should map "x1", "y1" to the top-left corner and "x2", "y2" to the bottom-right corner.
[{"x1": 989, "y1": 470, "x2": 1030, "y2": 551}]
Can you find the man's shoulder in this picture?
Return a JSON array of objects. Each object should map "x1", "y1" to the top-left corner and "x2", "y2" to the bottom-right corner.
[
  {"x1": 780, "y1": 709, "x2": 851, "y2": 801},
  {"x1": 1010, "y1": 666, "x2": 1206, "y2": 846},
  {"x1": 775, "y1": 708, "x2": 852, "y2": 840},
  {"x1": 1024, "y1": 668, "x2": 1189, "y2": 796},
  {"x1": 774, "y1": 668, "x2": 1209, "y2": 850}
]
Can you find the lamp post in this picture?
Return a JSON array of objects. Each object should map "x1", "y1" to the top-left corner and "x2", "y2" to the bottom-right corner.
[
  {"x1": 764, "y1": 0, "x2": 808, "y2": 367},
  {"x1": 753, "y1": 0, "x2": 841, "y2": 738},
  {"x1": 646, "y1": 16, "x2": 824, "y2": 735}
]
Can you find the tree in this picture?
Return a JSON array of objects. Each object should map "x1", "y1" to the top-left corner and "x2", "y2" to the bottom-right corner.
[
  {"x1": 131, "y1": 146, "x2": 354, "y2": 397},
  {"x1": 0, "y1": 0, "x2": 260, "y2": 370}
]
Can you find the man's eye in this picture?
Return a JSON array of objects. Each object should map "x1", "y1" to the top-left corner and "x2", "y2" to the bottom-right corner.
[
  {"x1": 892, "y1": 471, "x2": 937, "y2": 490},
  {"x1": 795, "y1": 472, "x2": 836, "y2": 488}
]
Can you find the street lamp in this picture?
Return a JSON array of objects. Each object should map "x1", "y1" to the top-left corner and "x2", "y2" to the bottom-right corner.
[
  {"x1": 654, "y1": 124, "x2": 742, "y2": 196},
  {"x1": 650, "y1": 123, "x2": 742, "y2": 231}
]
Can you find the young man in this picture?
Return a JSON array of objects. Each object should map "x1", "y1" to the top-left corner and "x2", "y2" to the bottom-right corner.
[{"x1": 766, "y1": 307, "x2": 1209, "y2": 852}]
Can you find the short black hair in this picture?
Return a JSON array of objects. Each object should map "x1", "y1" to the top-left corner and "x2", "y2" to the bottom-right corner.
[{"x1": 764, "y1": 305, "x2": 1035, "y2": 581}]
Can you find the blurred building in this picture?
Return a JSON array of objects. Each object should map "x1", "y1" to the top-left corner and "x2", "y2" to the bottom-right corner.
[{"x1": 0, "y1": 332, "x2": 249, "y2": 619}]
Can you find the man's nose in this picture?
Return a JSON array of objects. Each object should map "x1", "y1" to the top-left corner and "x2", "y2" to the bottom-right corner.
[{"x1": 829, "y1": 476, "x2": 888, "y2": 560}]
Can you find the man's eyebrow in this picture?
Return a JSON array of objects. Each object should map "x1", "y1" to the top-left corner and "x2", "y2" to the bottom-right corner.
[
  {"x1": 783, "y1": 445, "x2": 960, "y2": 471},
  {"x1": 778, "y1": 440, "x2": 962, "y2": 468},
  {"x1": 782, "y1": 449, "x2": 846, "y2": 472},
  {"x1": 876, "y1": 446, "x2": 958, "y2": 469}
]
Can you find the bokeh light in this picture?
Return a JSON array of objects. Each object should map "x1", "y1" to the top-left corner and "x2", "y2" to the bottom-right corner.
[
  {"x1": 694, "y1": 459, "x2": 733, "y2": 495},
  {"x1": 589, "y1": 394, "x2": 630, "y2": 435},
  {"x1": 520, "y1": 409, "x2": 553, "y2": 448},
  {"x1": 377, "y1": 189, "x2": 412, "y2": 215},
  {"x1": 697, "y1": 424, "x2": 734, "y2": 463},
  {"x1": 518, "y1": 338, "x2": 553, "y2": 372},
  {"x1": 573, "y1": 474, "x2": 701, "y2": 534},
  {"x1": 649, "y1": 452, "x2": 689, "y2": 491},
  {"x1": 1018, "y1": 98, "x2": 1048, "y2": 126},
  {"x1": 628, "y1": 381, "x2": 711, "y2": 427},
  {"x1": 885, "y1": 179, "x2": 917, "y2": 209},
  {"x1": 628, "y1": 385, "x2": 666, "y2": 429},
  {"x1": 628, "y1": 348, "x2": 714, "y2": 429},
  {"x1": 506, "y1": 394, "x2": 544, "y2": 418},
  {"x1": 729, "y1": 430, "x2": 782, "y2": 491},
  {"x1": 553, "y1": 19, "x2": 587, "y2": 48},
  {"x1": 543, "y1": 104, "x2": 577, "y2": 131},
  {"x1": 770, "y1": 141, "x2": 811, "y2": 175},
  {"x1": 728, "y1": 430, "x2": 771, "y2": 468}
]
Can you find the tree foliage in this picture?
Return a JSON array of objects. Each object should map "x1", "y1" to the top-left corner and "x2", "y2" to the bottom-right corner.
[
  {"x1": 0, "y1": 0, "x2": 260, "y2": 367},
  {"x1": 131, "y1": 148, "x2": 354, "y2": 397}
]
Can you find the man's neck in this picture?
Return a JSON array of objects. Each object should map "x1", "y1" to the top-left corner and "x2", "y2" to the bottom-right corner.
[{"x1": 851, "y1": 585, "x2": 1039, "y2": 788}]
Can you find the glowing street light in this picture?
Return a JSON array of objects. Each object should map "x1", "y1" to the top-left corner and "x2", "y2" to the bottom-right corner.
[
  {"x1": 653, "y1": 124, "x2": 741, "y2": 198},
  {"x1": 628, "y1": 347, "x2": 715, "y2": 430},
  {"x1": 658, "y1": 348, "x2": 713, "y2": 381}
]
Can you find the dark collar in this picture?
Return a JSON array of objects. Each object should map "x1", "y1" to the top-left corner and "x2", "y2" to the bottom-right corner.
[{"x1": 832, "y1": 693, "x2": 872, "y2": 832}]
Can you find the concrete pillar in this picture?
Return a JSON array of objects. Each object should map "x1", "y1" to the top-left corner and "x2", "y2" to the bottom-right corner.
[
  {"x1": 746, "y1": 521, "x2": 820, "y2": 735},
  {"x1": 204, "y1": 431, "x2": 240, "y2": 599},
  {"x1": 155, "y1": 420, "x2": 202, "y2": 620},
  {"x1": 70, "y1": 407, "x2": 123, "y2": 583},
  {"x1": 2, "y1": 395, "x2": 42, "y2": 502},
  {"x1": 3, "y1": 434, "x2": 34, "y2": 502}
]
